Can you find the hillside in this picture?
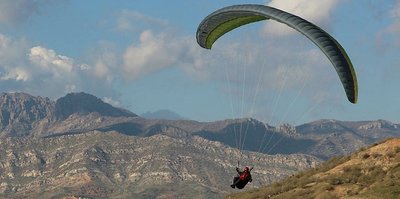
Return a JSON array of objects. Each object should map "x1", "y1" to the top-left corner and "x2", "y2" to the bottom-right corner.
[{"x1": 226, "y1": 138, "x2": 400, "y2": 199}]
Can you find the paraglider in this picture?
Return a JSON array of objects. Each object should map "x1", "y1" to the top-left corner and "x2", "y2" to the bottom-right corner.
[
  {"x1": 231, "y1": 166, "x2": 253, "y2": 189},
  {"x1": 196, "y1": 4, "x2": 359, "y2": 190},
  {"x1": 196, "y1": 4, "x2": 358, "y2": 104}
]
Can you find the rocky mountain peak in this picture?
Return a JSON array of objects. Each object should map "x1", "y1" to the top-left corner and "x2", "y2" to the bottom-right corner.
[
  {"x1": 0, "y1": 92, "x2": 54, "y2": 135},
  {"x1": 0, "y1": 92, "x2": 51, "y2": 107},
  {"x1": 54, "y1": 92, "x2": 136, "y2": 120},
  {"x1": 277, "y1": 123, "x2": 297, "y2": 136}
]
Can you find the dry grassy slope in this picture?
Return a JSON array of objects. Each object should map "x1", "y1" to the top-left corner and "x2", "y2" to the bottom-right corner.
[{"x1": 226, "y1": 138, "x2": 400, "y2": 199}]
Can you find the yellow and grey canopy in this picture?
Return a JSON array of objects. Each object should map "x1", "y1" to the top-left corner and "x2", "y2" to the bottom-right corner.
[{"x1": 196, "y1": 4, "x2": 358, "y2": 104}]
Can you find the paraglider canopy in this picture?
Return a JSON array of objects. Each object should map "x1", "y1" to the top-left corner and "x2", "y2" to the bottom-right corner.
[{"x1": 196, "y1": 4, "x2": 358, "y2": 104}]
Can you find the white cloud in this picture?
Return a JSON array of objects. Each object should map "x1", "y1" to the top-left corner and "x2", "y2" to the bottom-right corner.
[
  {"x1": 263, "y1": 0, "x2": 340, "y2": 36},
  {"x1": 93, "y1": 50, "x2": 118, "y2": 83},
  {"x1": 0, "y1": 9, "x2": 185, "y2": 101},
  {"x1": 123, "y1": 30, "x2": 183, "y2": 80},
  {"x1": 0, "y1": 33, "x2": 31, "y2": 81},
  {"x1": 26, "y1": 46, "x2": 88, "y2": 95},
  {"x1": 0, "y1": 33, "x2": 29, "y2": 64},
  {"x1": 29, "y1": 46, "x2": 74, "y2": 77},
  {"x1": 0, "y1": 67, "x2": 30, "y2": 81},
  {"x1": 80, "y1": 41, "x2": 121, "y2": 85},
  {"x1": 94, "y1": 61, "x2": 111, "y2": 80},
  {"x1": 114, "y1": 10, "x2": 197, "y2": 81},
  {"x1": 0, "y1": 33, "x2": 122, "y2": 100},
  {"x1": 102, "y1": 97, "x2": 121, "y2": 107},
  {"x1": 25, "y1": 45, "x2": 123, "y2": 98}
]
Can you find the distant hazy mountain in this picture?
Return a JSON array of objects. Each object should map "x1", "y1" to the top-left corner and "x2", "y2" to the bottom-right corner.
[
  {"x1": 55, "y1": 92, "x2": 137, "y2": 120},
  {"x1": 141, "y1": 109, "x2": 186, "y2": 120}
]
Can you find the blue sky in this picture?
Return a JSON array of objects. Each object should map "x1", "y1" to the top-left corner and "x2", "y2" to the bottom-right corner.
[{"x1": 0, "y1": 0, "x2": 399, "y2": 125}]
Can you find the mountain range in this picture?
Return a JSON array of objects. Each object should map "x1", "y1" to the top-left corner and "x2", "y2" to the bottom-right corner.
[{"x1": 0, "y1": 92, "x2": 399, "y2": 198}]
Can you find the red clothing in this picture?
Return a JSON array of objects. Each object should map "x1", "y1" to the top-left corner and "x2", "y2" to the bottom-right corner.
[
  {"x1": 240, "y1": 171, "x2": 250, "y2": 181},
  {"x1": 235, "y1": 167, "x2": 252, "y2": 182}
]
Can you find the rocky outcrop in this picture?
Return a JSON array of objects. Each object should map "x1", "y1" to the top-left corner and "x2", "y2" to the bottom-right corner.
[
  {"x1": 0, "y1": 92, "x2": 54, "y2": 137},
  {"x1": 276, "y1": 123, "x2": 297, "y2": 137}
]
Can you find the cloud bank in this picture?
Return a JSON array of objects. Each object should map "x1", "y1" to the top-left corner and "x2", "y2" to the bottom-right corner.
[
  {"x1": 0, "y1": 33, "x2": 119, "y2": 101},
  {"x1": 123, "y1": 30, "x2": 184, "y2": 80}
]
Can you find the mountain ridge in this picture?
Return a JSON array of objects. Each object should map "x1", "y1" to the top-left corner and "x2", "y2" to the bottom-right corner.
[{"x1": 0, "y1": 92, "x2": 399, "y2": 198}]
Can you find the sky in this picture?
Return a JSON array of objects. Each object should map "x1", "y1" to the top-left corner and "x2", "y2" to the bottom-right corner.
[{"x1": 0, "y1": 0, "x2": 399, "y2": 125}]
